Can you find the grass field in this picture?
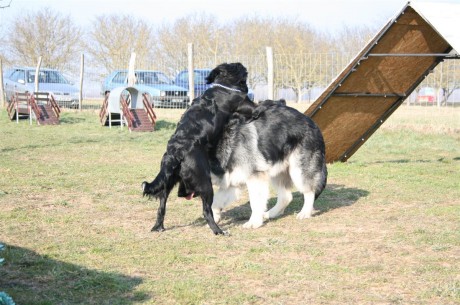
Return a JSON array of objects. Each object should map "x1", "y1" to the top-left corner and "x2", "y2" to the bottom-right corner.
[{"x1": 0, "y1": 105, "x2": 459, "y2": 305}]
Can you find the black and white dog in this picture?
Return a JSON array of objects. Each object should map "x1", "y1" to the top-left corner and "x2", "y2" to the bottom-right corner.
[
  {"x1": 210, "y1": 100, "x2": 328, "y2": 229},
  {"x1": 142, "y1": 63, "x2": 254, "y2": 235}
]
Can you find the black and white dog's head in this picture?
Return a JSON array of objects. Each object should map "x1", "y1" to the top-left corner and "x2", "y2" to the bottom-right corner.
[{"x1": 206, "y1": 62, "x2": 249, "y2": 94}]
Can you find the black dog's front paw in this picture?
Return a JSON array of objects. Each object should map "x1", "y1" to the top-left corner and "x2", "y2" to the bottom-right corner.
[
  {"x1": 213, "y1": 228, "x2": 226, "y2": 235},
  {"x1": 151, "y1": 224, "x2": 165, "y2": 232}
]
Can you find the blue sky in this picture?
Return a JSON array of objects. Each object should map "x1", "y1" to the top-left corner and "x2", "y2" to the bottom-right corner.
[{"x1": 0, "y1": 0, "x2": 450, "y2": 34}]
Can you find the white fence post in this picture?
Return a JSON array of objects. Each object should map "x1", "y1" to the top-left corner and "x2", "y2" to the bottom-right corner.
[
  {"x1": 0, "y1": 59, "x2": 5, "y2": 108},
  {"x1": 127, "y1": 52, "x2": 136, "y2": 86},
  {"x1": 32, "y1": 57, "x2": 42, "y2": 125},
  {"x1": 188, "y1": 43, "x2": 195, "y2": 102},
  {"x1": 266, "y1": 46, "x2": 274, "y2": 100},
  {"x1": 34, "y1": 57, "x2": 42, "y2": 92},
  {"x1": 79, "y1": 53, "x2": 84, "y2": 111},
  {"x1": 437, "y1": 61, "x2": 443, "y2": 107}
]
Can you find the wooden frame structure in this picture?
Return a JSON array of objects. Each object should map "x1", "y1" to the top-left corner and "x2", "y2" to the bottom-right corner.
[
  {"x1": 7, "y1": 91, "x2": 60, "y2": 125},
  {"x1": 305, "y1": 2, "x2": 460, "y2": 163},
  {"x1": 99, "y1": 87, "x2": 157, "y2": 132}
]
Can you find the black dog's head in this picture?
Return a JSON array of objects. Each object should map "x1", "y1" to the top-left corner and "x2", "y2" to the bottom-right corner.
[{"x1": 206, "y1": 62, "x2": 248, "y2": 93}]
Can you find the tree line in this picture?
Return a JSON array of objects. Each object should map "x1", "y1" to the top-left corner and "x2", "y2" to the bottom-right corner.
[
  {"x1": 1, "y1": 8, "x2": 374, "y2": 70},
  {"x1": 1, "y1": 7, "x2": 458, "y2": 104},
  {"x1": 0, "y1": 7, "x2": 377, "y2": 102},
  {"x1": 0, "y1": 8, "x2": 375, "y2": 71}
]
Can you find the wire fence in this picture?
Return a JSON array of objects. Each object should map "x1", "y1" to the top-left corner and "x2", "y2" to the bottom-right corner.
[{"x1": 2, "y1": 52, "x2": 460, "y2": 110}]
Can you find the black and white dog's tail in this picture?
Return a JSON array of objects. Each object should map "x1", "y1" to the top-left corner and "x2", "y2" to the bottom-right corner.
[
  {"x1": 142, "y1": 153, "x2": 180, "y2": 199},
  {"x1": 315, "y1": 160, "x2": 328, "y2": 200}
]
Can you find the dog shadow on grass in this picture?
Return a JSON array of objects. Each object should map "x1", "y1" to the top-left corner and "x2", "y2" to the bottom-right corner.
[
  {"x1": 359, "y1": 158, "x2": 458, "y2": 164},
  {"x1": 219, "y1": 184, "x2": 369, "y2": 226},
  {"x1": 59, "y1": 116, "x2": 87, "y2": 124},
  {"x1": 0, "y1": 244, "x2": 149, "y2": 304},
  {"x1": 154, "y1": 120, "x2": 177, "y2": 131}
]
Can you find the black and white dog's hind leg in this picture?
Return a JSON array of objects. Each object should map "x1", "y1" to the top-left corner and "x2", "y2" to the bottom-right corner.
[
  {"x1": 263, "y1": 173, "x2": 294, "y2": 220},
  {"x1": 212, "y1": 177, "x2": 270, "y2": 229},
  {"x1": 265, "y1": 150, "x2": 327, "y2": 221},
  {"x1": 242, "y1": 176, "x2": 270, "y2": 229}
]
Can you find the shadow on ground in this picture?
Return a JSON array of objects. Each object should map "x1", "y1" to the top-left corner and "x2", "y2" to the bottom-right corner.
[
  {"x1": 154, "y1": 120, "x2": 177, "y2": 131},
  {"x1": 159, "y1": 184, "x2": 369, "y2": 232},
  {"x1": 351, "y1": 157, "x2": 460, "y2": 164},
  {"x1": 0, "y1": 244, "x2": 148, "y2": 304},
  {"x1": 220, "y1": 184, "x2": 369, "y2": 225},
  {"x1": 59, "y1": 116, "x2": 87, "y2": 124}
]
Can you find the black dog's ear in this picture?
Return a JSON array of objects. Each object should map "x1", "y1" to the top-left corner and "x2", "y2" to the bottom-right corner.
[{"x1": 206, "y1": 63, "x2": 226, "y2": 84}]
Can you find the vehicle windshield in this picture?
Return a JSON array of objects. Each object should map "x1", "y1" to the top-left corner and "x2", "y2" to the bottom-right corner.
[
  {"x1": 137, "y1": 72, "x2": 172, "y2": 85},
  {"x1": 27, "y1": 70, "x2": 70, "y2": 84}
]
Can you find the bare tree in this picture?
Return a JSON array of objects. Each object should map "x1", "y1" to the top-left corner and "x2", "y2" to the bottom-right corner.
[
  {"x1": 432, "y1": 59, "x2": 460, "y2": 105},
  {"x1": 228, "y1": 16, "x2": 275, "y2": 87},
  {"x1": 6, "y1": 7, "x2": 82, "y2": 70},
  {"x1": 270, "y1": 24, "x2": 375, "y2": 103},
  {"x1": 271, "y1": 19, "x2": 329, "y2": 102},
  {"x1": 333, "y1": 24, "x2": 376, "y2": 56},
  {"x1": 228, "y1": 16, "x2": 273, "y2": 56},
  {"x1": 86, "y1": 14, "x2": 155, "y2": 74},
  {"x1": 0, "y1": 19, "x2": 7, "y2": 64},
  {"x1": 153, "y1": 14, "x2": 226, "y2": 76}
]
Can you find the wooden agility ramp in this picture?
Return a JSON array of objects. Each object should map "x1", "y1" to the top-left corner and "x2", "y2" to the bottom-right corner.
[
  {"x1": 7, "y1": 92, "x2": 60, "y2": 125},
  {"x1": 305, "y1": 2, "x2": 460, "y2": 163},
  {"x1": 99, "y1": 88, "x2": 157, "y2": 132}
]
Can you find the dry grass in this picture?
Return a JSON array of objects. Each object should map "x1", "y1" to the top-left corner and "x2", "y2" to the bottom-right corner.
[
  {"x1": 0, "y1": 105, "x2": 459, "y2": 304},
  {"x1": 380, "y1": 106, "x2": 460, "y2": 135}
]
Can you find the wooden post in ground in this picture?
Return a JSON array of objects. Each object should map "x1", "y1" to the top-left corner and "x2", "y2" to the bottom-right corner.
[
  {"x1": 34, "y1": 57, "x2": 42, "y2": 92},
  {"x1": 79, "y1": 53, "x2": 84, "y2": 111},
  {"x1": 188, "y1": 43, "x2": 195, "y2": 102},
  {"x1": 266, "y1": 46, "x2": 274, "y2": 100},
  {"x1": 127, "y1": 52, "x2": 136, "y2": 87},
  {"x1": 0, "y1": 59, "x2": 5, "y2": 108}
]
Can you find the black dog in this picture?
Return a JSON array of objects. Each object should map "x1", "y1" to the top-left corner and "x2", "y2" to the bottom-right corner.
[{"x1": 142, "y1": 63, "x2": 253, "y2": 235}]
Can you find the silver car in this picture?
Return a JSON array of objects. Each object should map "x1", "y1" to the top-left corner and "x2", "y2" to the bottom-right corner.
[{"x1": 3, "y1": 67, "x2": 79, "y2": 108}]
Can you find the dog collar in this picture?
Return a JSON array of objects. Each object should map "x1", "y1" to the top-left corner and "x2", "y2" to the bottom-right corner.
[{"x1": 211, "y1": 83, "x2": 242, "y2": 93}]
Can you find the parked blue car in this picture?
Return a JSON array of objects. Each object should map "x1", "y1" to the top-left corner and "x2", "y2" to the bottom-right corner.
[
  {"x1": 3, "y1": 67, "x2": 79, "y2": 108},
  {"x1": 174, "y1": 68, "x2": 254, "y2": 101},
  {"x1": 174, "y1": 69, "x2": 212, "y2": 98},
  {"x1": 102, "y1": 70, "x2": 189, "y2": 108}
]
